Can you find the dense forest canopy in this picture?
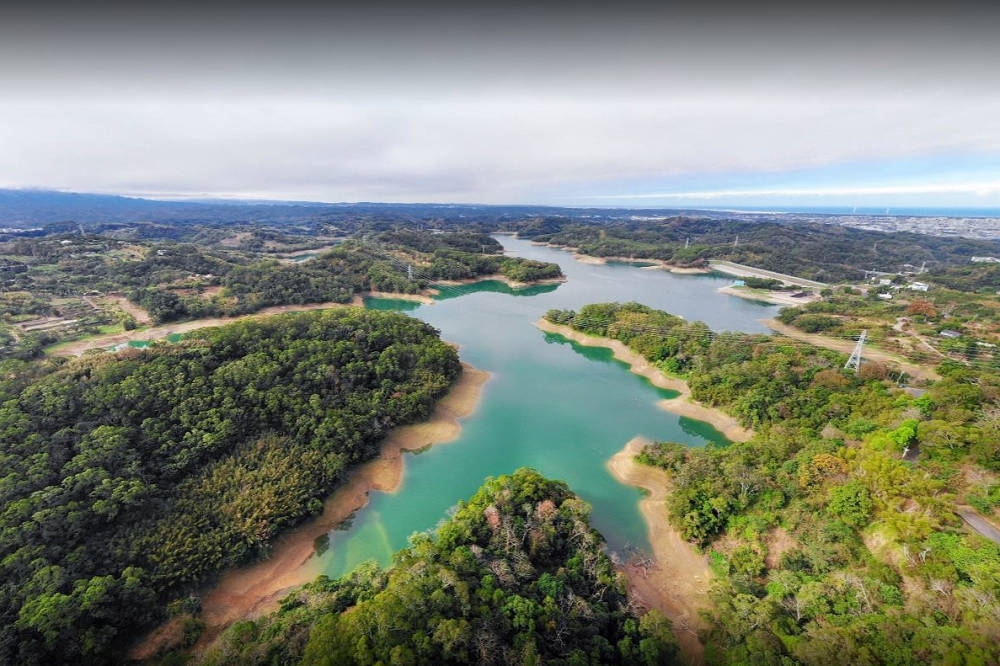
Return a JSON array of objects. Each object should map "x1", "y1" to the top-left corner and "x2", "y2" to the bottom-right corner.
[
  {"x1": 0, "y1": 308, "x2": 461, "y2": 664},
  {"x1": 547, "y1": 303, "x2": 1000, "y2": 664},
  {"x1": 193, "y1": 468, "x2": 678, "y2": 666}
]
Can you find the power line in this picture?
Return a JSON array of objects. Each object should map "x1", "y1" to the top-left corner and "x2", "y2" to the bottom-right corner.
[{"x1": 542, "y1": 313, "x2": 995, "y2": 368}]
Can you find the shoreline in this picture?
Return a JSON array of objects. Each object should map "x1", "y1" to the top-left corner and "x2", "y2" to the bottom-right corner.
[
  {"x1": 47, "y1": 286, "x2": 523, "y2": 357},
  {"x1": 529, "y1": 241, "x2": 711, "y2": 274},
  {"x1": 708, "y1": 260, "x2": 828, "y2": 289},
  {"x1": 608, "y1": 437, "x2": 712, "y2": 664},
  {"x1": 717, "y1": 284, "x2": 820, "y2": 306},
  {"x1": 365, "y1": 290, "x2": 435, "y2": 304},
  {"x1": 431, "y1": 273, "x2": 567, "y2": 290},
  {"x1": 536, "y1": 319, "x2": 753, "y2": 442},
  {"x1": 130, "y1": 364, "x2": 490, "y2": 661},
  {"x1": 576, "y1": 254, "x2": 710, "y2": 275}
]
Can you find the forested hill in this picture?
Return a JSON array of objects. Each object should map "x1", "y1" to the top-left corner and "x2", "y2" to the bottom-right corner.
[
  {"x1": 0, "y1": 229, "x2": 562, "y2": 360},
  {"x1": 547, "y1": 303, "x2": 1000, "y2": 664},
  {"x1": 191, "y1": 468, "x2": 679, "y2": 666},
  {"x1": 509, "y1": 217, "x2": 1000, "y2": 282},
  {"x1": 0, "y1": 308, "x2": 461, "y2": 665},
  {"x1": 121, "y1": 233, "x2": 560, "y2": 323}
]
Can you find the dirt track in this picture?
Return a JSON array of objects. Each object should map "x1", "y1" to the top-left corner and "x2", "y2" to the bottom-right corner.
[
  {"x1": 51, "y1": 298, "x2": 364, "y2": 357},
  {"x1": 764, "y1": 318, "x2": 940, "y2": 382}
]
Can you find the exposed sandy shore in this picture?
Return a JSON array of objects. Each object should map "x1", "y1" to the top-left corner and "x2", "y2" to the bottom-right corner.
[
  {"x1": 657, "y1": 396, "x2": 753, "y2": 443},
  {"x1": 130, "y1": 365, "x2": 489, "y2": 661},
  {"x1": 536, "y1": 319, "x2": 753, "y2": 442},
  {"x1": 608, "y1": 438, "x2": 712, "y2": 665},
  {"x1": 366, "y1": 290, "x2": 435, "y2": 304},
  {"x1": 51, "y1": 297, "x2": 366, "y2": 357},
  {"x1": 583, "y1": 255, "x2": 712, "y2": 275},
  {"x1": 764, "y1": 318, "x2": 940, "y2": 382},
  {"x1": 718, "y1": 285, "x2": 820, "y2": 306}
]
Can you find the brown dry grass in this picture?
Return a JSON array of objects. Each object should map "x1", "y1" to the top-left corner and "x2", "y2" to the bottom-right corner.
[{"x1": 764, "y1": 318, "x2": 940, "y2": 382}]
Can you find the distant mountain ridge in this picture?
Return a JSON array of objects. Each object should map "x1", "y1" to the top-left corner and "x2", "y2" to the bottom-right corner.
[
  {"x1": 0, "y1": 189, "x2": 202, "y2": 226},
  {"x1": 4, "y1": 188, "x2": 1000, "y2": 241}
]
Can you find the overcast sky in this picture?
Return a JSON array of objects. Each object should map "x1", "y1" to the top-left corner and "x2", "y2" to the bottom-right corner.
[{"x1": 2, "y1": 2, "x2": 1000, "y2": 208}]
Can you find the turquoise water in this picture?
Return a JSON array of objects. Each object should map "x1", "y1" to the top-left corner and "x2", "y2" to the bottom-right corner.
[{"x1": 314, "y1": 237, "x2": 780, "y2": 575}]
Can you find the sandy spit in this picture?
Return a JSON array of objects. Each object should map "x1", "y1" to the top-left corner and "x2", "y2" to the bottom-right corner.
[
  {"x1": 536, "y1": 319, "x2": 752, "y2": 442},
  {"x1": 365, "y1": 290, "x2": 436, "y2": 304},
  {"x1": 130, "y1": 364, "x2": 489, "y2": 660},
  {"x1": 717, "y1": 285, "x2": 820, "y2": 306}
]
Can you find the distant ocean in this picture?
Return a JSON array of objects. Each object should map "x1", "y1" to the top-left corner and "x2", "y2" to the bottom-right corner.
[{"x1": 703, "y1": 206, "x2": 1000, "y2": 218}]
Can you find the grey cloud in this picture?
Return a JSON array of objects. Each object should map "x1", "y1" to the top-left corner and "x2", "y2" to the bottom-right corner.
[{"x1": 2, "y1": 3, "x2": 1000, "y2": 203}]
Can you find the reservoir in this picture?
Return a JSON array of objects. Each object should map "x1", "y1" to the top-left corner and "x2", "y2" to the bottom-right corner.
[{"x1": 310, "y1": 237, "x2": 780, "y2": 578}]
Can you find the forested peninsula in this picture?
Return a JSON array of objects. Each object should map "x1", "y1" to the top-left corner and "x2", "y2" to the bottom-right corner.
[
  {"x1": 190, "y1": 468, "x2": 679, "y2": 666},
  {"x1": 0, "y1": 308, "x2": 462, "y2": 664},
  {"x1": 546, "y1": 302, "x2": 1000, "y2": 664}
]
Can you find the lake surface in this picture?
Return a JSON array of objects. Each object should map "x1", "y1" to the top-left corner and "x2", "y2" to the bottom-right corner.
[{"x1": 309, "y1": 237, "x2": 780, "y2": 577}]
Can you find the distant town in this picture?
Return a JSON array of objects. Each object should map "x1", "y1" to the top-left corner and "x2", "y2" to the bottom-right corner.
[{"x1": 677, "y1": 209, "x2": 1000, "y2": 240}]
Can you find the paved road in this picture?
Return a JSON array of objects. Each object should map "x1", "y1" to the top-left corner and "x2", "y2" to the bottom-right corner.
[
  {"x1": 709, "y1": 260, "x2": 829, "y2": 289},
  {"x1": 957, "y1": 507, "x2": 1000, "y2": 546}
]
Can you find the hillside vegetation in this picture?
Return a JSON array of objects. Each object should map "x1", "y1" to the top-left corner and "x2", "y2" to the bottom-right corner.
[
  {"x1": 0, "y1": 230, "x2": 561, "y2": 358},
  {"x1": 513, "y1": 217, "x2": 1000, "y2": 282},
  {"x1": 0, "y1": 309, "x2": 461, "y2": 664},
  {"x1": 776, "y1": 284, "x2": 1000, "y2": 370},
  {"x1": 547, "y1": 302, "x2": 1000, "y2": 664}
]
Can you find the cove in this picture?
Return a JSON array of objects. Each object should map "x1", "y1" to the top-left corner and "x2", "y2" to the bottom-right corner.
[{"x1": 308, "y1": 237, "x2": 780, "y2": 579}]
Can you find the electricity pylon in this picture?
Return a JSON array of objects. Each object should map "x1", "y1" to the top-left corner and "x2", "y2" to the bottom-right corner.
[{"x1": 844, "y1": 330, "x2": 867, "y2": 374}]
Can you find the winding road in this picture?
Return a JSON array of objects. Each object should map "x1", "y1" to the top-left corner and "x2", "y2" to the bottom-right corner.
[{"x1": 956, "y1": 506, "x2": 1000, "y2": 546}]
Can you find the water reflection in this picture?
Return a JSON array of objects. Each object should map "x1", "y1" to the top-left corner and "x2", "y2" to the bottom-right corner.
[
  {"x1": 430, "y1": 279, "x2": 561, "y2": 301},
  {"x1": 311, "y1": 237, "x2": 777, "y2": 577}
]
